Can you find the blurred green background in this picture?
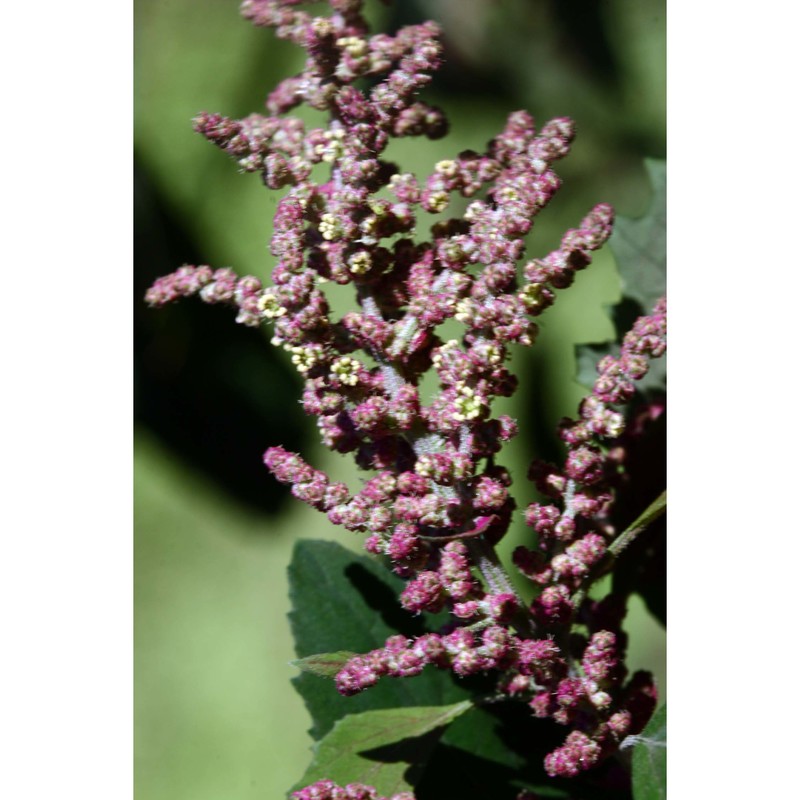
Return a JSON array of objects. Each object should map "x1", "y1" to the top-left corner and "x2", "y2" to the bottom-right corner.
[{"x1": 134, "y1": 1, "x2": 665, "y2": 798}]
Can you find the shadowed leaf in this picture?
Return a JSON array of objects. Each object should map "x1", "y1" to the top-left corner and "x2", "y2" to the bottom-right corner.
[
  {"x1": 611, "y1": 160, "x2": 666, "y2": 316},
  {"x1": 288, "y1": 540, "x2": 469, "y2": 741},
  {"x1": 292, "y1": 702, "x2": 473, "y2": 797},
  {"x1": 575, "y1": 159, "x2": 666, "y2": 394}
]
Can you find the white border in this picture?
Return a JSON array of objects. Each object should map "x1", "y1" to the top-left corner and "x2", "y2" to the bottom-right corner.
[{"x1": 1, "y1": 1, "x2": 132, "y2": 797}]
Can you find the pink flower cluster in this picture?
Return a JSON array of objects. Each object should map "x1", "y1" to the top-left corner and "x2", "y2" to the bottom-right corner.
[
  {"x1": 333, "y1": 586, "x2": 657, "y2": 778},
  {"x1": 145, "y1": 266, "x2": 264, "y2": 327},
  {"x1": 292, "y1": 780, "x2": 414, "y2": 800},
  {"x1": 516, "y1": 297, "x2": 668, "y2": 604},
  {"x1": 145, "y1": 0, "x2": 666, "y2": 785}
]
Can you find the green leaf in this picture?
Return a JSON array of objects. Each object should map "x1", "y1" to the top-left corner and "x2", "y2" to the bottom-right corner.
[
  {"x1": 609, "y1": 412, "x2": 667, "y2": 627},
  {"x1": 292, "y1": 701, "x2": 473, "y2": 797},
  {"x1": 419, "y1": 701, "x2": 623, "y2": 799},
  {"x1": 288, "y1": 542, "x2": 628, "y2": 799},
  {"x1": 610, "y1": 160, "x2": 666, "y2": 317},
  {"x1": 288, "y1": 540, "x2": 469, "y2": 740},
  {"x1": 575, "y1": 158, "x2": 666, "y2": 394},
  {"x1": 575, "y1": 342, "x2": 617, "y2": 393},
  {"x1": 631, "y1": 704, "x2": 667, "y2": 800},
  {"x1": 291, "y1": 652, "x2": 358, "y2": 678}
]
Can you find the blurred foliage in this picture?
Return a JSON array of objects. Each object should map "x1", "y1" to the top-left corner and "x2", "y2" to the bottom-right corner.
[
  {"x1": 135, "y1": 432, "x2": 311, "y2": 799},
  {"x1": 134, "y1": 1, "x2": 665, "y2": 798}
]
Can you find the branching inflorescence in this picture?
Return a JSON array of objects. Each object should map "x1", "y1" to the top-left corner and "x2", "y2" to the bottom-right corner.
[{"x1": 146, "y1": 0, "x2": 666, "y2": 791}]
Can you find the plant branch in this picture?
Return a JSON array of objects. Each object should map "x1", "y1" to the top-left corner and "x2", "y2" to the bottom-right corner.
[
  {"x1": 571, "y1": 490, "x2": 666, "y2": 610},
  {"x1": 467, "y1": 537, "x2": 537, "y2": 639}
]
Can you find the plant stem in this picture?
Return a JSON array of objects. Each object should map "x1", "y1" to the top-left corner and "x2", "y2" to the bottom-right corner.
[
  {"x1": 467, "y1": 537, "x2": 536, "y2": 638},
  {"x1": 607, "y1": 490, "x2": 666, "y2": 558},
  {"x1": 571, "y1": 490, "x2": 666, "y2": 610},
  {"x1": 360, "y1": 286, "x2": 537, "y2": 638}
]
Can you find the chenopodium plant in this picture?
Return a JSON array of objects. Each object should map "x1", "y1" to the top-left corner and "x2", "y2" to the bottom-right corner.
[{"x1": 145, "y1": 1, "x2": 666, "y2": 797}]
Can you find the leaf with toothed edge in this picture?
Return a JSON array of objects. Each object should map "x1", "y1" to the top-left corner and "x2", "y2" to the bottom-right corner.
[
  {"x1": 288, "y1": 544, "x2": 636, "y2": 799},
  {"x1": 290, "y1": 701, "x2": 473, "y2": 797},
  {"x1": 575, "y1": 159, "x2": 666, "y2": 394},
  {"x1": 288, "y1": 539, "x2": 470, "y2": 742},
  {"x1": 572, "y1": 160, "x2": 667, "y2": 628},
  {"x1": 610, "y1": 160, "x2": 666, "y2": 317}
]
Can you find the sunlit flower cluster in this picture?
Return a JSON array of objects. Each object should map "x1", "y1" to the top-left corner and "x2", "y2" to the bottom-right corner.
[{"x1": 145, "y1": 0, "x2": 666, "y2": 785}]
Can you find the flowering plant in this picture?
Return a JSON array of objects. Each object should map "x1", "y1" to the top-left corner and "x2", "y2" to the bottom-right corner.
[{"x1": 144, "y1": 1, "x2": 666, "y2": 797}]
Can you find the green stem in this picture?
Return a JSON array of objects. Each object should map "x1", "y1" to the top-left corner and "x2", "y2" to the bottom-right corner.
[
  {"x1": 467, "y1": 537, "x2": 537, "y2": 639},
  {"x1": 608, "y1": 490, "x2": 666, "y2": 558},
  {"x1": 571, "y1": 490, "x2": 666, "y2": 610},
  {"x1": 360, "y1": 285, "x2": 538, "y2": 638}
]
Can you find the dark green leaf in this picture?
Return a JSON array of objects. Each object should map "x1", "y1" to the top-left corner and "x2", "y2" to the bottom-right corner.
[
  {"x1": 287, "y1": 545, "x2": 637, "y2": 799},
  {"x1": 288, "y1": 540, "x2": 470, "y2": 740},
  {"x1": 416, "y1": 704, "x2": 529, "y2": 798},
  {"x1": 631, "y1": 704, "x2": 667, "y2": 800},
  {"x1": 573, "y1": 161, "x2": 667, "y2": 625},
  {"x1": 610, "y1": 160, "x2": 666, "y2": 317},
  {"x1": 575, "y1": 342, "x2": 618, "y2": 394},
  {"x1": 575, "y1": 158, "x2": 666, "y2": 394},
  {"x1": 610, "y1": 408, "x2": 667, "y2": 627},
  {"x1": 418, "y1": 701, "x2": 627, "y2": 799},
  {"x1": 292, "y1": 701, "x2": 472, "y2": 797},
  {"x1": 291, "y1": 652, "x2": 358, "y2": 678}
]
